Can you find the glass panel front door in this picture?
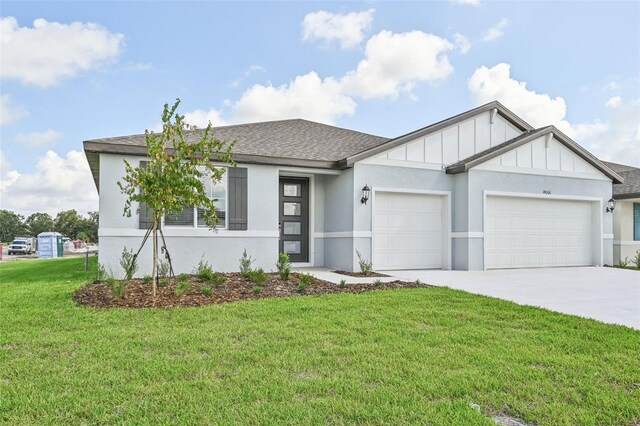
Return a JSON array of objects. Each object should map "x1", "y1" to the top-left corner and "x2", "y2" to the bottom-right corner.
[{"x1": 279, "y1": 178, "x2": 309, "y2": 263}]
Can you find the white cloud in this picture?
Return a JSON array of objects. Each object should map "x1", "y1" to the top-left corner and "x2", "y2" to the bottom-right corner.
[
  {"x1": 453, "y1": 33, "x2": 471, "y2": 54},
  {"x1": 228, "y1": 65, "x2": 265, "y2": 88},
  {"x1": 341, "y1": 30, "x2": 454, "y2": 99},
  {"x1": 233, "y1": 72, "x2": 356, "y2": 124},
  {"x1": 0, "y1": 16, "x2": 124, "y2": 87},
  {"x1": 0, "y1": 150, "x2": 98, "y2": 216},
  {"x1": 605, "y1": 96, "x2": 622, "y2": 109},
  {"x1": 579, "y1": 98, "x2": 640, "y2": 165},
  {"x1": 302, "y1": 9, "x2": 374, "y2": 49},
  {"x1": 0, "y1": 94, "x2": 28, "y2": 126},
  {"x1": 14, "y1": 129, "x2": 62, "y2": 147},
  {"x1": 468, "y1": 63, "x2": 572, "y2": 133},
  {"x1": 183, "y1": 108, "x2": 227, "y2": 128},
  {"x1": 481, "y1": 18, "x2": 509, "y2": 42},
  {"x1": 450, "y1": 0, "x2": 481, "y2": 6},
  {"x1": 468, "y1": 63, "x2": 640, "y2": 165}
]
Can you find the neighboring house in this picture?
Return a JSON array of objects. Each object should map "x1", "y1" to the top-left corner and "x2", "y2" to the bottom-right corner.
[
  {"x1": 84, "y1": 101, "x2": 622, "y2": 276},
  {"x1": 604, "y1": 161, "x2": 640, "y2": 264}
]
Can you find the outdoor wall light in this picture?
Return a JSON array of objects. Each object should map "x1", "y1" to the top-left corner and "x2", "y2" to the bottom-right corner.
[
  {"x1": 361, "y1": 184, "x2": 371, "y2": 205},
  {"x1": 606, "y1": 198, "x2": 616, "y2": 213}
]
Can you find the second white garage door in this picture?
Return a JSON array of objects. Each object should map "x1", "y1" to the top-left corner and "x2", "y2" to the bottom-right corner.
[
  {"x1": 374, "y1": 192, "x2": 445, "y2": 270},
  {"x1": 485, "y1": 196, "x2": 594, "y2": 269}
]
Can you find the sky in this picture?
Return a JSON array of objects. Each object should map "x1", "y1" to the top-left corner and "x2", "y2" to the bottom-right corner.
[{"x1": 1, "y1": 0, "x2": 639, "y2": 217}]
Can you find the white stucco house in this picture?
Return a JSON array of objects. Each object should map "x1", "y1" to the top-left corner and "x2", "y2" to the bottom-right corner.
[
  {"x1": 604, "y1": 162, "x2": 640, "y2": 264},
  {"x1": 84, "y1": 101, "x2": 623, "y2": 276}
]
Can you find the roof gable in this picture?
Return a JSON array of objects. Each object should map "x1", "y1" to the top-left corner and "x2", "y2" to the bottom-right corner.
[
  {"x1": 345, "y1": 101, "x2": 533, "y2": 166},
  {"x1": 446, "y1": 126, "x2": 623, "y2": 183}
]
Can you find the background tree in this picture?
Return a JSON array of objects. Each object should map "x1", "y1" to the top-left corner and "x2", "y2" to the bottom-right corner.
[
  {"x1": 82, "y1": 211, "x2": 99, "y2": 242},
  {"x1": 118, "y1": 99, "x2": 234, "y2": 297},
  {"x1": 0, "y1": 210, "x2": 28, "y2": 242},
  {"x1": 25, "y1": 212, "x2": 54, "y2": 236},
  {"x1": 54, "y1": 210, "x2": 84, "y2": 238}
]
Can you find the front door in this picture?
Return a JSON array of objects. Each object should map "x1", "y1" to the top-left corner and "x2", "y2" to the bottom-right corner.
[{"x1": 279, "y1": 177, "x2": 309, "y2": 263}]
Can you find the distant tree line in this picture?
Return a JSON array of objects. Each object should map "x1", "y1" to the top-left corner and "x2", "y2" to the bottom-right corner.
[{"x1": 0, "y1": 210, "x2": 99, "y2": 243}]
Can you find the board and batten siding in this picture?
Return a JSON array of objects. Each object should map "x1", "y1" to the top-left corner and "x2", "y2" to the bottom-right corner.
[
  {"x1": 228, "y1": 167, "x2": 248, "y2": 230},
  {"x1": 364, "y1": 111, "x2": 522, "y2": 167}
]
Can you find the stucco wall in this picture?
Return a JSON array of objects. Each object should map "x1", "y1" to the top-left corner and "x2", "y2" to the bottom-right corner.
[
  {"x1": 612, "y1": 199, "x2": 640, "y2": 263},
  {"x1": 98, "y1": 153, "x2": 280, "y2": 276},
  {"x1": 320, "y1": 169, "x2": 355, "y2": 271}
]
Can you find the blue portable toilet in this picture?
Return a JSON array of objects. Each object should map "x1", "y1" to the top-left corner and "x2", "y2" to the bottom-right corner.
[{"x1": 38, "y1": 232, "x2": 64, "y2": 258}]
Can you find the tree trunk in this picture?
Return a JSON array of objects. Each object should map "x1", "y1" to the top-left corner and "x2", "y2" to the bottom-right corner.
[{"x1": 152, "y1": 218, "x2": 158, "y2": 299}]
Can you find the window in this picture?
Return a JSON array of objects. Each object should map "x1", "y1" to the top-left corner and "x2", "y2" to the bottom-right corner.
[
  {"x1": 164, "y1": 169, "x2": 227, "y2": 228},
  {"x1": 634, "y1": 203, "x2": 640, "y2": 241}
]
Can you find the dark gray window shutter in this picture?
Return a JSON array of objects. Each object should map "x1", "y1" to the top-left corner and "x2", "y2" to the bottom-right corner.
[
  {"x1": 228, "y1": 167, "x2": 248, "y2": 230},
  {"x1": 139, "y1": 161, "x2": 154, "y2": 229}
]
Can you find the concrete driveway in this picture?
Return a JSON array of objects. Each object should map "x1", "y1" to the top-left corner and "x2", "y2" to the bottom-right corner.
[{"x1": 388, "y1": 267, "x2": 640, "y2": 330}]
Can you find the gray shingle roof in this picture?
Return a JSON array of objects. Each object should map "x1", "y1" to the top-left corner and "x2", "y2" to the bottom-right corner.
[
  {"x1": 84, "y1": 118, "x2": 389, "y2": 164},
  {"x1": 604, "y1": 161, "x2": 640, "y2": 198}
]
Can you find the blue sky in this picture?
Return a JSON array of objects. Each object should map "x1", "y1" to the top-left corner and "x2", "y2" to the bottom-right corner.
[{"x1": 1, "y1": 1, "x2": 639, "y2": 215}]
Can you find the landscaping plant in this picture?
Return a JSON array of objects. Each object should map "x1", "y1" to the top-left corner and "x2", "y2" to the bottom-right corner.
[
  {"x1": 373, "y1": 279, "x2": 383, "y2": 286},
  {"x1": 175, "y1": 281, "x2": 190, "y2": 296},
  {"x1": 194, "y1": 257, "x2": 215, "y2": 281},
  {"x1": 298, "y1": 273, "x2": 314, "y2": 292},
  {"x1": 339, "y1": 279, "x2": 347, "y2": 289},
  {"x1": 93, "y1": 263, "x2": 108, "y2": 283},
  {"x1": 239, "y1": 249, "x2": 254, "y2": 278},
  {"x1": 356, "y1": 250, "x2": 373, "y2": 276},
  {"x1": 253, "y1": 286, "x2": 262, "y2": 294},
  {"x1": 118, "y1": 99, "x2": 235, "y2": 298},
  {"x1": 276, "y1": 252, "x2": 291, "y2": 280},
  {"x1": 248, "y1": 268, "x2": 268, "y2": 284},
  {"x1": 157, "y1": 259, "x2": 170, "y2": 278},
  {"x1": 107, "y1": 277, "x2": 125, "y2": 298},
  {"x1": 632, "y1": 250, "x2": 640, "y2": 269},
  {"x1": 200, "y1": 286, "x2": 212, "y2": 296},
  {"x1": 616, "y1": 257, "x2": 630, "y2": 268},
  {"x1": 119, "y1": 247, "x2": 138, "y2": 280}
]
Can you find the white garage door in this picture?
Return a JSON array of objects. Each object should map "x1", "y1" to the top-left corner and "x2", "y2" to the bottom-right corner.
[
  {"x1": 485, "y1": 196, "x2": 593, "y2": 269},
  {"x1": 374, "y1": 192, "x2": 444, "y2": 270}
]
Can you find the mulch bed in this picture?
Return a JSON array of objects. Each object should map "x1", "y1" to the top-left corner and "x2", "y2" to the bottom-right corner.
[
  {"x1": 73, "y1": 273, "x2": 429, "y2": 309},
  {"x1": 332, "y1": 270, "x2": 390, "y2": 278}
]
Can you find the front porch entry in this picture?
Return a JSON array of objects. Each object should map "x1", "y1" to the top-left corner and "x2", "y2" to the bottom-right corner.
[{"x1": 279, "y1": 177, "x2": 309, "y2": 263}]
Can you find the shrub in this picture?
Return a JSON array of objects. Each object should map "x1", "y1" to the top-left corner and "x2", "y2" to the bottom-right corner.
[
  {"x1": 210, "y1": 272, "x2": 226, "y2": 287},
  {"x1": 339, "y1": 279, "x2": 347, "y2": 289},
  {"x1": 143, "y1": 275, "x2": 152, "y2": 284},
  {"x1": 194, "y1": 257, "x2": 215, "y2": 281},
  {"x1": 175, "y1": 281, "x2": 190, "y2": 296},
  {"x1": 415, "y1": 279, "x2": 422, "y2": 286},
  {"x1": 253, "y1": 285, "x2": 263, "y2": 294},
  {"x1": 239, "y1": 249, "x2": 254, "y2": 278},
  {"x1": 201, "y1": 286, "x2": 212, "y2": 296},
  {"x1": 298, "y1": 273, "x2": 314, "y2": 292},
  {"x1": 616, "y1": 257, "x2": 630, "y2": 268},
  {"x1": 119, "y1": 247, "x2": 138, "y2": 280},
  {"x1": 373, "y1": 279, "x2": 383, "y2": 286},
  {"x1": 159, "y1": 278, "x2": 169, "y2": 287},
  {"x1": 276, "y1": 252, "x2": 291, "y2": 280},
  {"x1": 177, "y1": 273, "x2": 189, "y2": 283},
  {"x1": 107, "y1": 277, "x2": 125, "y2": 298},
  {"x1": 158, "y1": 259, "x2": 170, "y2": 278},
  {"x1": 93, "y1": 263, "x2": 108, "y2": 283},
  {"x1": 356, "y1": 250, "x2": 373, "y2": 276},
  {"x1": 632, "y1": 250, "x2": 640, "y2": 269},
  {"x1": 248, "y1": 268, "x2": 268, "y2": 284}
]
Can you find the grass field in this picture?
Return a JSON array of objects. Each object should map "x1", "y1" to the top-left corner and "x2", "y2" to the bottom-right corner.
[{"x1": 1, "y1": 257, "x2": 639, "y2": 425}]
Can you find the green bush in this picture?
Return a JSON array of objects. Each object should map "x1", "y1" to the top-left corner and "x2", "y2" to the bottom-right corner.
[
  {"x1": 143, "y1": 275, "x2": 152, "y2": 284},
  {"x1": 158, "y1": 259, "x2": 170, "y2": 278},
  {"x1": 93, "y1": 263, "x2": 108, "y2": 283},
  {"x1": 159, "y1": 278, "x2": 169, "y2": 287},
  {"x1": 276, "y1": 252, "x2": 291, "y2": 280},
  {"x1": 298, "y1": 273, "x2": 314, "y2": 292},
  {"x1": 253, "y1": 286, "x2": 263, "y2": 294},
  {"x1": 248, "y1": 268, "x2": 268, "y2": 284},
  {"x1": 373, "y1": 279, "x2": 383, "y2": 286},
  {"x1": 632, "y1": 250, "x2": 640, "y2": 270},
  {"x1": 194, "y1": 258, "x2": 215, "y2": 281},
  {"x1": 107, "y1": 277, "x2": 125, "y2": 298},
  {"x1": 356, "y1": 250, "x2": 373, "y2": 276},
  {"x1": 339, "y1": 279, "x2": 347, "y2": 289},
  {"x1": 175, "y1": 281, "x2": 190, "y2": 296},
  {"x1": 200, "y1": 286, "x2": 212, "y2": 296},
  {"x1": 616, "y1": 257, "x2": 630, "y2": 268},
  {"x1": 119, "y1": 247, "x2": 138, "y2": 280},
  {"x1": 239, "y1": 249, "x2": 254, "y2": 278},
  {"x1": 177, "y1": 273, "x2": 189, "y2": 283}
]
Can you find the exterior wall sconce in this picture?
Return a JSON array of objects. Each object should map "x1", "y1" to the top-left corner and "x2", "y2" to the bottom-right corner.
[
  {"x1": 606, "y1": 198, "x2": 616, "y2": 213},
  {"x1": 361, "y1": 184, "x2": 371, "y2": 205}
]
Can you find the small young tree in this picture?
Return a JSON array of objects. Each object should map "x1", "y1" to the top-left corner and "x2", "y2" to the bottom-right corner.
[{"x1": 118, "y1": 99, "x2": 234, "y2": 298}]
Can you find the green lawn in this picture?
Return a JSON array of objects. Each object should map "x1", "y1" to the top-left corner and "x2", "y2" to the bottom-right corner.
[{"x1": 1, "y1": 258, "x2": 639, "y2": 425}]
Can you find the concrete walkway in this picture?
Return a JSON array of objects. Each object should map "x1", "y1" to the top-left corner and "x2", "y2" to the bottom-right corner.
[
  {"x1": 387, "y1": 267, "x2": 640, "y2": 330},
  {"x1": 292, "y1": 267, "x2": 399, "y2": 285}
]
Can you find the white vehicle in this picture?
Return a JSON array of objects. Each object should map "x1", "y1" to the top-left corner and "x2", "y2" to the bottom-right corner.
[{"x1": 8, "y1": 237, "x2": 36, "y2": 255}]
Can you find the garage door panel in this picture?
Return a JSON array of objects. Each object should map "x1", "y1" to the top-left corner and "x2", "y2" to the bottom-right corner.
[
  {"x1": 374, "y1": 192, "x2": 444, "y2": 270},
  {"x1": 485, "y1": 196, "x2": 593, "y2": 269}
]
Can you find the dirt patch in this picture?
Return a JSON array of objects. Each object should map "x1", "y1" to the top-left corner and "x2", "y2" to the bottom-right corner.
[
  {"x1": 73, "y1": 273, "x2": 429, "y2": 309},
  {"x1": 332, "y1": 270, "x2": 390, "y2": 278}
]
